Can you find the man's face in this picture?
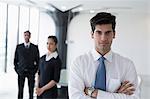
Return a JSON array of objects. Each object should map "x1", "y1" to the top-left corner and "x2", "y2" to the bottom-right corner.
[
  {"x1": 91, "y1": 24, "x2": 115, "y2": 55},
  {"x1": 24, "y1": 32, "x2": 30, "y2": 43}
]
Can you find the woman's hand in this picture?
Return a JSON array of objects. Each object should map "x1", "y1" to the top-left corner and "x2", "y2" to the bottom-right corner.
[{"x1": 36, "y1": 87, "x2": 45, "y2": 96}]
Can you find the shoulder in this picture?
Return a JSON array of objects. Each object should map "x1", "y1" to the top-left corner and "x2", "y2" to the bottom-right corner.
[
  {"x1": 113, "y1": 52, "x2": 133, "y2": 63},
  {"x1": 73, "y1": 51, "x2": 93, "y2": 66},
  {"x1": 112, "y1": 52, "x2": 135, "y2": 70},
  {"x1": 40, "y1": 55, "x2": 46, "y2": 59},
  {"x1": 70, "y1": 52, "x2": 92, "y2": 76},
  {"x1": 30, "y1": 43, "x2": 39, "y2": 50},
  {"x1": 75, "y1": 51, "x2": 92, "y2": 61},
  {"x1": 56, "y1": 55, "x2": 61, "y2": 60},
  {"x1": 55, "y1": 55, "x2": 62, "y2": 64},
  {"x1": 16, "y1": 43, "x2": 24, "y2": 48},
  {"x1": 30, "y1": 43, "x2": 38, "y2": 47},
  {"x1": 39, "y1": 55, "x2": 46, "y2": 63}
]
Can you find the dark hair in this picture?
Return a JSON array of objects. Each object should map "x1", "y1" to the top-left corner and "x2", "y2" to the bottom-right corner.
[
  {"x1": 48, "y1": 35, "x2": 58, "y2": 44},
  {"x1": 90, "y1": 12, "x2": 116, "y2": 32},
  {"x1": 48, "y1": 35, "x2": 58, "y2": 52},
  {"x1": 24, "y1": 30, "x2": 31, "y2": 35}
]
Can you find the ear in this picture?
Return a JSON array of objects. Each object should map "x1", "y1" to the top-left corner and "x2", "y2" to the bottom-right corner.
[{"x1": 91, "y1": 31, "x2": 94, "y2": 38}]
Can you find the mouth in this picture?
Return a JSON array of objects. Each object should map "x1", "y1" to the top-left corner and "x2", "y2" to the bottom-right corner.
[
  {"x1": 100, "y1": 43, "x2": 107, "y2": 45},
  {"x1": 99, "y1": 43, "x2": 109, "y2": 47}
]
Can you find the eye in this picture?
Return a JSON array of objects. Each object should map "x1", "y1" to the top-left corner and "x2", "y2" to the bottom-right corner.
[
  {"x1": 95, "y1": 30, "x2": 102, "y2": 35},
  {"x1": 105, "y1": 31, "x2": 112, "y2": 35}
]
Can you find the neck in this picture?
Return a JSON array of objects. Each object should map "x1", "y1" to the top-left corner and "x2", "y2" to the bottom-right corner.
[
  {"x1": 96, "y1": 49, "x2": 110, "y2": 56},
  {"x1": 25, "y1": 41, "x2": 30, "y2": 43},
  {"x1": 48, "y1": 51, "x2": 56, "y2": 54}
]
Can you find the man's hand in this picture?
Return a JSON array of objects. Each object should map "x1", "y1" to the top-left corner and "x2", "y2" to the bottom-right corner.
[{"x1": 116, "y1": 81, "x2": 135, "y2": 95}]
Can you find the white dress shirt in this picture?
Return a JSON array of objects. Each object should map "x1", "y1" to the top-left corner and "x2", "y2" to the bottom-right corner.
[
  {"x1": 24, "y1": 42, "x2": 30, "y2": 48},
  {"x1": 68, "y1": 49, "x2": 140, "y2": 99}
]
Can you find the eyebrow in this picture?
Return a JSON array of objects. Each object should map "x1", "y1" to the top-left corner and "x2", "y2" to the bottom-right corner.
[{"x1": 95, "y1": 30, "x2": 112, "y2": 32}]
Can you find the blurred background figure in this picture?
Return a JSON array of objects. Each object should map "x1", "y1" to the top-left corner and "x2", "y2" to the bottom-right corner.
[
  {"x1": 36, "y1": 36, "x2": 62, "y2": 99},
  {"x1": 14, "y1": 30, "x2": 40, "y2": 99}
]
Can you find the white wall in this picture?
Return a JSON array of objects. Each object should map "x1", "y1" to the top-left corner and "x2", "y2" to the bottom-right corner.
[
  {"x1": 148, "y1": 2, "x2": 150, "y2": 76},
  {"x1": 67, "y1": 12, "x2": 150, "y2": 75},
  {"x1": 113, "y1": 12, "x2": 149, "y2": 75},
  {"x1": 38, "y1": 12, "x2": 56, "y2": 57},
  {"x1": 67, "y1": 14, "x2": 94, "y2": 70}
]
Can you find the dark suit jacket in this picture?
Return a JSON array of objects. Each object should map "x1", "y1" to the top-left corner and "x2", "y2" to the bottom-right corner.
[{"x1": 14, "y1": 43, "x2": 40, "y2": 75}]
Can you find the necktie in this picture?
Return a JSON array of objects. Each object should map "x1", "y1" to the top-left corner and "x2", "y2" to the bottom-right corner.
[{"x1": 94, "y1": 56, "x2": 106, "y2": 91}]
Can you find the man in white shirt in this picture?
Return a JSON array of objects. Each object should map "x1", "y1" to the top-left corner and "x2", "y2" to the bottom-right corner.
[{"x1": 68, "y1": 12, "x2": 140, "y2": 99}]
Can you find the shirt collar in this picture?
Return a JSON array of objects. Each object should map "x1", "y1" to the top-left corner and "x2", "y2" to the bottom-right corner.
[
  {"x1": 24, "y1": 42, "x2": 30, "y2": 46},
  {"x1": 91, "y1": 49, "x2": 113, "y2": 62},
  {"x1": 46, "y1": 51, "x2": 58, "y2": 59}
]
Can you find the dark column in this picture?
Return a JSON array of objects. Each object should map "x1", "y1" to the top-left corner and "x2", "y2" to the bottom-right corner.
[
  {"x1": 46, "y1": 5, "x2": 80, "y2": 69},
  {"x1": 5, "y1": 4, "x2": 8, "y2": 73}
]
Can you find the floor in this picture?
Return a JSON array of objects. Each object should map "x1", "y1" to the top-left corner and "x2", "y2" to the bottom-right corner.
[
  {"x1": 0, "y1": 68, "x2": 150, "y2": 99},
  {"x1": 0, "y1": 70, "x2": 31, "y2": 99}
]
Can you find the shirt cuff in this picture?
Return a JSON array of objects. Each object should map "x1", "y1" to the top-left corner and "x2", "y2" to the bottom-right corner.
[{"x1": 97, "y1": 90, "x2": 111, "y2": 98}]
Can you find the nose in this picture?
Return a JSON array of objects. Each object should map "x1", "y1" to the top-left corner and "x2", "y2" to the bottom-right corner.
[
  {"x1": 101, "y1": 34, "x2": 107, "y2": 41},
  {"x1": 47, "y1": 44, "x2": 50, "y2": 47}
]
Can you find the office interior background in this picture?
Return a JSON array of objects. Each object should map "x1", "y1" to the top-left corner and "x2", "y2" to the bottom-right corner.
[{"x1": 0, "y1": 0, "x2": 150, "y2": 99}]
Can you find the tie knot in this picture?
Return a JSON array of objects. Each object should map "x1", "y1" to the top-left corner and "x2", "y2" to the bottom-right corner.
[{"x1": 98, "y1": 56, "x2": 105, "y2": 62}]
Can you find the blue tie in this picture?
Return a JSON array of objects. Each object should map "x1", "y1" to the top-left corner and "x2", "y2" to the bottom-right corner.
[{"x1": 94, "y1": 56, "x2": 106, "y2": 91}]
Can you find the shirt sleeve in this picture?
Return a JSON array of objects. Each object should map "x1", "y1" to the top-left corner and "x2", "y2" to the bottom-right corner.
[
  {"x1": 53, "y1": 58, "x2": 62, "y2": 83},
  {"x1": 96, "y1": 60, "x2": 140, "y2": 99},
  {"x1": 14, "y1": 45, "x2": 18, "y2": 67},
  {"x1": 68, "y1": 58, "x2": 93, "y2": 99}
]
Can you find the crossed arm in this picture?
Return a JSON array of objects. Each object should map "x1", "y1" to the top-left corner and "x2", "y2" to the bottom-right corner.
[
  {"x1": 69, "y1": 77, "x2": 140, "y2": 99},
  {"x1": 84, "y1": 80, "x2": 136, "y2": 98},
  {"x1": 68, "y1": 61, "x2": 140, "y2": 99}
]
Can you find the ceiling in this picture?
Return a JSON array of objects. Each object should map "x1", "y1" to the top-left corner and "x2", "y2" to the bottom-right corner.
[{"x1": 0, "y1": 0, "x2": 149, "y2": 13}]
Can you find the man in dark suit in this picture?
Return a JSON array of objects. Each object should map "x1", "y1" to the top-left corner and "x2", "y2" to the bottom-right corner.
[{"x1": 14, "y1": 30, "x2": 40, "y2": 99}]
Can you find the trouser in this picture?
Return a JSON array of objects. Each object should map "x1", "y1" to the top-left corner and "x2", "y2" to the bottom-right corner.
[{"x1": 18, "y1": 72, "x2": 35, "y2": 99}]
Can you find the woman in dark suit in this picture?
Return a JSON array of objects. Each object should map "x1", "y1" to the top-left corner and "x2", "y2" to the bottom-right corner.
[{"x1": 36, "y1": 36, "x2": 62, "y2": 99}]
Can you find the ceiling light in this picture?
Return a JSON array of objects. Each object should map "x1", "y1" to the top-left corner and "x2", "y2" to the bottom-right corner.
[
  {"x1": 90, "y1": 10, "x2": 95, "y2": 13},
  {"x1": 61, "y1": 6, "x2": 67, "y2": 10},
  {"x1": 78, "y1": 7, "x2": 83, "y2": 11}
]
